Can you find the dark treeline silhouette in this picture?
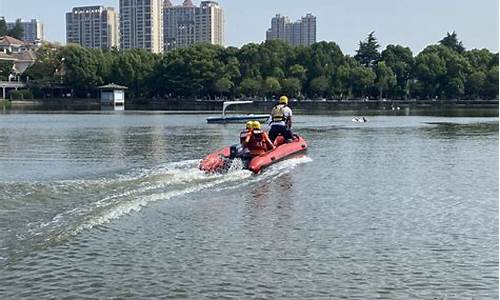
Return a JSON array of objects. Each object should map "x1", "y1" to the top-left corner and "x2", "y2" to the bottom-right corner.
[{"x1": 24, "y1": 32, "x2": 498, "y2": 100}]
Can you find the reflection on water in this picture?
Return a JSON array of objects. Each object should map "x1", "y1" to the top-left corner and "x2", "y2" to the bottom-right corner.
[{"x1": 0, "y1": 113, "x2": 497, "y2": 299}]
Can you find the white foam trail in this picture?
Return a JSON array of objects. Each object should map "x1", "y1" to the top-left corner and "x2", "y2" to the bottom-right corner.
[
  {"x1": 35, "y1": 156, "x2": 312, "y2": 243},
  {"x1": 73, "y1": 170, "x2": 252, "y2": 234}
]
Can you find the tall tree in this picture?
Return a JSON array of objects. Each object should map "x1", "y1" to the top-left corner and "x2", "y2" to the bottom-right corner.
[
  {"x1": 381, "y1": 45, "x2": 414, "y2": 98},
  {"x1": 0, "y1": 18, "x2": 7, "y2": 36},
  {"x1": 439, "y1": 31, "x2": 465, "y2": 54},
  {"x1": 355, "y1": 31, "x2": 381, "y2": 67},
  {"x1": 374, "y1": 61, "x2": 396, "y2": 99}
]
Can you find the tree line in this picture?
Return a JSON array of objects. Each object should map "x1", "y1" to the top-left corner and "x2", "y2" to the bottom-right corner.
[{"x1": 24, "y1": 32, "x2": 498, "y2": 100}]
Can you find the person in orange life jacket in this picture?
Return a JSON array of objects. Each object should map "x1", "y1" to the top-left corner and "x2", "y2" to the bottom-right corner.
[
  {"x1": 230, "y1": 121, "x2": 254, "y2": 159},
  {"x1": 240, "y1": 121, "x2": 254, "y2": 145},
  {"x1": 244, "y1": 121, "x2": 275, "y2": 157},
  {"x1": 268, "y1": 96, "x2": 293, "y2": 143}
]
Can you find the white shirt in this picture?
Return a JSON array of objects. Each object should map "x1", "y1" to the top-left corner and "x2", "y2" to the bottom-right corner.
[{"x1": 269, "y1": 105, "x2": 292, "y2": 127}]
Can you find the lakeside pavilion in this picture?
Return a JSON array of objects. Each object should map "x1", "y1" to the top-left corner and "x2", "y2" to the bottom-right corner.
[{"x1": 98, "y1": 83, "x2": 128, "y2": 107}]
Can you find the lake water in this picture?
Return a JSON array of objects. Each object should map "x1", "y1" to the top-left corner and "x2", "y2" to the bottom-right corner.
[{"x1": 0, "y1": 111, "x2": 498, "y2": 299}]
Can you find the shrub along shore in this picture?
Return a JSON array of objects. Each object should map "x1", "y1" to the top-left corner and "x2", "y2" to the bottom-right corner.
[{"x1": 11, "y1": 31, "x2": 499, "y2": 101}]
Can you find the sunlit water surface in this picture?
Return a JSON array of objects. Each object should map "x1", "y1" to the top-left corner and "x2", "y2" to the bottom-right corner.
[{"x1": 0, "y1": 112, "x2": 498, "y2": 299}]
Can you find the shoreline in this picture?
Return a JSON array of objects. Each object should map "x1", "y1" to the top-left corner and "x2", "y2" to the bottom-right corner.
[
  {"x1": 5, "y1": 98, "x2": 499, "y2": 107},
  {"x1": 2, "y1": 98, "x2": 498, "y2": 117}
]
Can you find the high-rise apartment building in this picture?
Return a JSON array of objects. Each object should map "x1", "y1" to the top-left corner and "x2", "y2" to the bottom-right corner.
[
  {"x1": 6, "y1": 19, "x2": 44, "y2": 44},
  {"x1": 120, "y1": 0, "x2": 163, "y2": 53},
  {"x1": 266, "y1": 13, "x2": 316, "y2": 47},
  {"x1": 163, "y1": 0, "x2": 223, "y2": 51},
  {"x1": 66, "y1": 6, "x2": 118, "y2": 49}
]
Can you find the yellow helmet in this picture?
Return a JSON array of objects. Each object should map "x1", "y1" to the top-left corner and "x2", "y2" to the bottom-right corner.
[
  {"x1": 246, "y1": 121, "x2": 253, "y2": 129},
  {"x1": 252, "y1": 121, "x2": 262, "y2": 130},
  {"x1": 279, "y1": 96, "x2": 289, "y2": 104}
]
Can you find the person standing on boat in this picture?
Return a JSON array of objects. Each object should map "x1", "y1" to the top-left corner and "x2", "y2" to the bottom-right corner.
[
  {"x1": 268, "y1": 96, "x2": 294, "y2": 143},
  {"x1": 245, "y1": 121, "x2": 275, "y2": 157}
]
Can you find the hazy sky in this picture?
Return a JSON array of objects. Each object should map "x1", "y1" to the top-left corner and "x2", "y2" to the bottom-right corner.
[{"x1": 1, "y1": 0, "x2": 498, "y2": 55}]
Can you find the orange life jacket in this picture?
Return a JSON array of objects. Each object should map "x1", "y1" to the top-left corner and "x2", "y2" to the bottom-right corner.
[
  {"x1": 240, "y1": 129, "x2": 251, "y2": 144},
  {"x1": 246, "y1": 130, "x2": 268, "y2": 156}
]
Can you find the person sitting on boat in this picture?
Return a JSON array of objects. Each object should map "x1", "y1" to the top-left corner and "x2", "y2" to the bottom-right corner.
[
  {"x1": 244, "y1": 121, "x2": 275, "y2": 157},
  {"x1": 230, "y1": 121, "x2": 254, "y2": 159},
  {"x1": 269, "y1": 96, "x2": 294, "y2": 143},
  {"x1": 240, "y1": 121, "x2": 254, "y2": 144}
]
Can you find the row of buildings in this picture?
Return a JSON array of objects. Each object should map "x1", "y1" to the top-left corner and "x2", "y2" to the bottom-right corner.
[
  {"x1": 266, "y1": 14, "x2": 316, "y2": 47},
  {"x1": 65, "y1": 0, "x2": 316, "y2": 53},
  {"x1": 65, "y1": 0, "x2": 224, "y2": 53},
  {"x1": 3, "y1": 0, "x2": 317, "y2": 55}
]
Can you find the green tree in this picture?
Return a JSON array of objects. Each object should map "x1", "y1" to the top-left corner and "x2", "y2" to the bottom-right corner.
[
  {"x1": 289, "y1": 64, "x2": 307, "y2": 80},
  {"x1": 0, "y1": 61, "x2": 13, "y2": 81},
  {"x1": 331, "y1": 63, "x2": 352, "y2": 99},
  {"x1": 240, "y1": 78, "x2": 261, "y2": 97},
  {"x1": 281, "y1": 78, "x2": 302, "y2": 98},
  {"x1": 0, "y1": 18, "x2": 7, "y2": 36},
  {"x1": 349, "y1": 66, "x2": 376, "y2": 98},
  {"x1": 302, "y1": 41, "x2": 344, "y2": 79},
  {"x1": 381, "y1": 45, "x2": 414, "y2": 98},
  {"x1": 413, "y1": 46, "x2": 447, "y2": 98},
  {"x1": 355, "y1": 31, "x2": 380, "y2": 67},
  {"x1": 214, "y1": 77, "x2": 234, "y2": 97},
  {"x1": 465, "y1": 71, "x2": 487, "y2": 99},
  {"x1": 310, "y1": 76, "x2": 330, "y2": 97},
  {"x1": 464, "y1": 49, "x2": 494, "y2": 72},
  {"x1": 237, "y1": 43, "x2": 262, "y2": 80},
  {"x1": 439, "y1": 31, "x2": 465, "y2": 54},
  {"x1": 263, "y1": 76, "x2": 281, "y2": 97},
  {"x1": 484, "y1": 65, "x2": 499, "y2": 98},
  {"x1": 60, "y1": 45, "x2": 103, "y2": 96},
  {"x1": 374, "y1": 61, "x2": 396, "y2": 99}
]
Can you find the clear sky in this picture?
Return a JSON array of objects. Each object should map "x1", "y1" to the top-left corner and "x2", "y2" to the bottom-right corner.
[{"x1": 1, "y1": 0, "x2": 498, "y2": 55}]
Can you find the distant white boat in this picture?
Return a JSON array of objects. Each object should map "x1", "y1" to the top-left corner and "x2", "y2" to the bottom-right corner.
[{"x1": 207, "y1": 101, "x2": 269, "y2": 124}]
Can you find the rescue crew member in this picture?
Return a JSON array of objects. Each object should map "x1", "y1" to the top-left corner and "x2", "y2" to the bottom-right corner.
[
  {"x1": 245, "y1": 121, "x2": 275, "y2": 157},
  {"x1": 240, "y1": 121, "x2": 254, "y2": 145},
  {"x1": 230, "y1": 121, "x2": 254, "y2": 159},
  {"x1": 269, "y1": 96, "x2": 293, "y2": 143}
]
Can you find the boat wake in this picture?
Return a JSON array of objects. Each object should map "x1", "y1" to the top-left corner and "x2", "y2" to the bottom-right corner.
[{"x1": 0, "y1": 156, "x2": 312, "y2": 262}]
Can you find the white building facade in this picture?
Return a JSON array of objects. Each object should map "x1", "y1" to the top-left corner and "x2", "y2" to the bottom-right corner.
[
  {"x1": 66, "y1": 6, "x2": 119, "y2": 49},
  {"x1": 163, "y1": 0, "x2": 223, "y2": 51},
  {"x1": 266, "y1": 13, "x2": 316, "y2": 47},
  {"x1": 120, "y1": 0, "x2": 163, "y2": 53}
]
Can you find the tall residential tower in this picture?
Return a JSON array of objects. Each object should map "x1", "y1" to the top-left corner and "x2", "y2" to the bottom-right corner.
[
  {"x1": 163, "y1": 0, "x2": 223, "y2": 51},
  {"x1": 66, "y1": 6, "x2": 118, "y2": 49},
  {"x1": 266, "y1": 13, "x2": 316, "y2": 47},
  {"x1": 119, "y1": 0, "x2": 163, "y2": 53}
]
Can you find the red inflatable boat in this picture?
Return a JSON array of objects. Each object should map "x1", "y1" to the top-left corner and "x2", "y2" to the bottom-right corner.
[{"x1": 199, "y1": 135, "x2": 308, "y2": 174}]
